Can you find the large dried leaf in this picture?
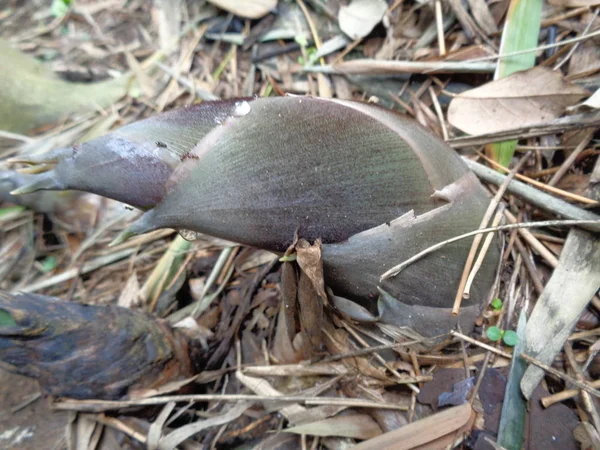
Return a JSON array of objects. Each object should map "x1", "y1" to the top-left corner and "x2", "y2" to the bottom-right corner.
[
  {"x1": 448, "y1": 67, "x2": 588, "y2": 135},
  {"x1": 338, "y1": 0, "x2": 388, "y2": 40},
  {"x1": 352, "y1": 403, "x2": 474, "y2": 450},
  {"x1": 207, "y1": 0, "x2": 277, "y2": 19}
]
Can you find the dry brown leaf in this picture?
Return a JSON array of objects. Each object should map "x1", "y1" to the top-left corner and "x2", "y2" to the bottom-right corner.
[
  {"x1": 295, "y1": 239, "x2": 327, "y2": 300},
  {"x1": 117, "y1": 272, "x2": 141, "y2": 308},
  {"x1": 351, "y1": 403, "x2": 474, "y2": 450},
  {"x1": 338, "y1": 0, "x2": 388, "y2": 39},
  {"x1": 207, "y1": 0, "x2": 277, "y2": 19},
  {"x1": 448, "y1": 67, "x2": 589, "y2": 135},
  {"x1": 285, "y1": 413, "x2": 382, "y2": 439}
]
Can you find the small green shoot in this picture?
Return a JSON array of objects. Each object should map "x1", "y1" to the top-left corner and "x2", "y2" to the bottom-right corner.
[
  {"x1": 491, "y1": 297, "x2": 503, "y2": 311},
  {"x1": 51, "y1": 0, "x2": 72, "y2": 18},
  {"x1": 487, "y1": 326, "x2": 519, "y2": 347},
  {"x1": 39, "y1": 256, "x2": 57, "y2": 273},
  {"x1": 279, "y1": 253, "x2": 297, "y2": 262},
  {"x1": 502, "y1": 330, "x2": 519, "y2": 347},
  {"x1": 0, "y1": 308, "x2": 16, "y2": 327},
  {"x1": 487, "y1": 326, "x2": 503, "y2": 342}
]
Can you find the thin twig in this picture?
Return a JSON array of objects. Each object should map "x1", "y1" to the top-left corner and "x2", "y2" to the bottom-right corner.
[
  {"x1": 478, "y1": 153, "x2": 598, "y2": 205},
  {"x1": 548, "y1": 129, "x2": 594, "y2": 187},
  {"x1": 52, "y1": 394, "x2": 408, "y2": 413},
  {"x1": 463, "y1": 204, "x2": 505, "y2": 298},
  {"x1": 553, "y1": 8, "x2": 600, "y2": 70},
  {"x1": 503, "y1": 210, "x2": 558, "y2": 268},
  {"x1": 452, "y1": 154, "x2": 531, "y2": 314},
  {"x1": 521, "y1": 353, "x2": 600, "y2": 399},
  {"x1": 541, "y1": 379, "x2": 600, "y2": 408},
  {"x1": 451, "y1": 331, "x2": 513, "y2": 359}
]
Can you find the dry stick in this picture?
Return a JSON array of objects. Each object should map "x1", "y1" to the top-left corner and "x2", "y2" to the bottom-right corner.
[
  {"x1": 92, "y1": 414, "x2": 147, "y2": 444},
  {"x1": 503, "y1": 210, "x2": 558, "y2": 268},
  {"x1": 513, "y1": 236, "x2": 545, "y2": 295},
  {"x1": 478, "y1": 153, "x2": 598, "y2": 205},
  {"x1": 541, "y1": 6, "x2": 590, "y2": 27},
  {"x1": 429, "y1": 86, "x2": 449, "y2": 141},
  {"x1": 309, "y1": 336, "x2": 443, "y2": 364},
  {"x1": 521, "y1": 353, "x2": 600, "y2": 399},
  {"x1": 52, "y1": 394, "x2": 407, "y2": 413},
  {"x1": 380, "y1": 219, "x2": 597, "y2": 281},
  {"x1": 451, "y1": 112, "x2": 600, "y2": 148},
  {"x1": 452, "y1": 154, "x2": 532, "y2": 315},
  {"x1": 553, "y1": 8, "x2": 600, "y2": 71},
  {"x1": 541, "y1": 380, "x2": 600, "y2": 408},
  {"x1": 464, "y1": 205, "x2": 505, "y2": 298},
  {"x1": 342, "y1": 322, "x2": 420, "y2": 394},
  {"x1": 435, "y1": 0, "x2": 447, "y2": 56},
  {"x1": 451, "y1": 330, "x2": 513, "y2": 360},
  {"x1": 548, "y1": 129, "x2": 595, "y2": 187},
  {"x1": 463, "y1": 158, "x2": 600, "y2": 232}
]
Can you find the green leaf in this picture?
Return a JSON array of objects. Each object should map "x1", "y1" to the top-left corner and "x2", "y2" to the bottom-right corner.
[
  {"x1": 491, "y1": 297, "x2": 503, "y2": 311},
  {"x1": 487, "y1": 326, "x2": 503, "y2": 342},
  {"x1": 0, "y1": 308, "x2": 16, "y2": 327},
  {"x1": 489, "y1": 0, "x2": 542, "y2": 165},
  {"x1": 0, "y1": 205, "x2": 25, "y2": 219},
  {"x1": 39, "y1": 256, "x2": 57, "y2": 273},
  {"x1": 51, "y1": 0, "x2": 72, "y2": 18},
  {"x1": 294, "y1": 35, "x2": 308, "y2": 47},
  {"x1": 503, "y1": 330, "x2": 519, "y2": 347},
  {"x1": 497, "y1": 312, "x2": 527, "y2": 450}
]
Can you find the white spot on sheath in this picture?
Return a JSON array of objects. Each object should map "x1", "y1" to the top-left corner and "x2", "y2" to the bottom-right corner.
[{"x1": 233, "y1": 101, "x2": 251, "y2": 117}]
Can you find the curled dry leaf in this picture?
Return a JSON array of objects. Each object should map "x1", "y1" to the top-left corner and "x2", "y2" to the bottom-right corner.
[
  {"x1": 448, "y1": 67, "x2": 589, "y2": 135},
  {"x1": 207, "y1": 0, "x2": 278, "y2": 19},
  {"x1": 338, "y1": 0, "x2": 388, "y2": 40},
  {"x1": 14, "y1": 96, "x2": 499, "y2": 336}
]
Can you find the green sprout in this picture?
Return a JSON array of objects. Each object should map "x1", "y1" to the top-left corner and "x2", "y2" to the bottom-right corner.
[
  {"x1": 491, "y1": 297, "x2": 503, "y2": 311},
  {"x1": 51, "y1": 0, "x2": 72, "y2": 18},
  {"x1": 39, "y1": 256, "x2": 57, "y2": 273},
  {"x1": 486, "y1": 326, "x2": 519, "y2": 347}
]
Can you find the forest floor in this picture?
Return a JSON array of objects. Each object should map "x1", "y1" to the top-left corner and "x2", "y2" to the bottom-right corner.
[{"x1": 1, "y1": 0, "x2": 600, "y2": 449}]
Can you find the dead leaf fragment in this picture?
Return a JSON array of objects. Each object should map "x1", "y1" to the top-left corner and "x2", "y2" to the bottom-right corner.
[
  {"x1": 352, "y1": 403, "x2": 474, "y2": 450},
  {"x1": 207, "y1": 0, "x2": 277, "y2": 19},
  {"x1": 581, "y1": 88, "x2": 600, "y2": 109},
  {"x1": 338, "y1": 0, "x2": 388, "y2": 40},
  {"x1": 285, "y1": 414, "x2": 382, "y2": 439},
  {"x1": 448, "y1": 67, "x2": 589, "y2": 135}
]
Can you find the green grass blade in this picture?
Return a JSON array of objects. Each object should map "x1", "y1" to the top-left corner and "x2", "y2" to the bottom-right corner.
[
  {"x1": 489, "y1": 0, "x2": 542, "y2": 166},
  {"x1": 497, "y1": 311, "x2": 528, "y2": 450}
]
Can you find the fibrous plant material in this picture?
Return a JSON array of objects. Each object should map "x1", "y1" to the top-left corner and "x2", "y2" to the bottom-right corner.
[
  {"x1": 0, "y1": 291, "x2": 200, "y2": 400},
  {"x1": 12, "y1": 96, "x2": 500, "y2": 336}
]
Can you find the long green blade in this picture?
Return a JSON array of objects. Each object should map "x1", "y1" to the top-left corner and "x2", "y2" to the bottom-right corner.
[{"x1": 488, "y1": 0, "x2": 543, "y2": 166}]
